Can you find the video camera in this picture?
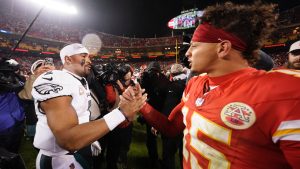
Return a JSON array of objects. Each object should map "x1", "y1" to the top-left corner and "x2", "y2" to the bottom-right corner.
[
  {"x1": 140, "y1": 62, "x2": 170, "y2": 94},
  {"x1": 92, "y1": 63, "x2": 120, "y2": 85},
  {"x1": 92, "y1": 63, "x2": 135, "y2": 86},
  {"x1": 0, "y1": 58, "x2": 25, "y2": 93},
  {"x1": 0, "y1": 58, "x2": 20, "y2": 72}
]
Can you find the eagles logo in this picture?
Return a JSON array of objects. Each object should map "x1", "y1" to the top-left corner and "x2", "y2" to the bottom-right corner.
[{"x1": 34, "y1": 83, "x2": 63, "y2": 95}]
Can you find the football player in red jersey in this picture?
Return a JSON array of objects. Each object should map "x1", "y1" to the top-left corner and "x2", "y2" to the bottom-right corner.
[{"x1": 123, "y1": 2, "x2": 300, "y2": 169}]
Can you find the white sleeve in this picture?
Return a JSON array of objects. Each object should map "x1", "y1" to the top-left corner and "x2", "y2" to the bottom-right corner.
[{"x1": 32, "y1": 70, "x2": 73, "y2": 101}]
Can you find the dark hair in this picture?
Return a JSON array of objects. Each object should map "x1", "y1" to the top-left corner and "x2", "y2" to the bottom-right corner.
[
  {"x1": 118, "y1": 64, "x2": 133, "y2": 79},
  {"x1": 201, "y1": 2, "x2": 277, "y2": 63}
]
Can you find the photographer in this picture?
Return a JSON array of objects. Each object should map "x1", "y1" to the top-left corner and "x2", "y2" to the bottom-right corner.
[
  {"x1": 98, "y1": 63, "x2": 134, "y2": 169},
  {"x1": 116, "y1": 64, "x2": 135, "y2": 169},
  {"x1": 140, "y1": 61, "x2": 171, "y2": 168},
  {"x1": 0, "y1": 58, "x2": 26, "y2": 153}
]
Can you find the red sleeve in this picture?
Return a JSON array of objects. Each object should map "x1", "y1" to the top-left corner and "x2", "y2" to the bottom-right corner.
[
  {"x1": 271, "y1": 99, "x2": 300, "y2": 169},
  {"x1": 140, "y1": 101, "x2": 185, "y2": 137},
  {"x1": 105, "y1": 84, "x2": 116, "y2": 106},
  {"x1": 279, "y1": 140, "x2": 300, "y2": 169}
]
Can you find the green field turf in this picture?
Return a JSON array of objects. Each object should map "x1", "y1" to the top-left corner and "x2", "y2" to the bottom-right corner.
[{"x1": 20, "y1": 122, "x2": 181, "y2": 169}]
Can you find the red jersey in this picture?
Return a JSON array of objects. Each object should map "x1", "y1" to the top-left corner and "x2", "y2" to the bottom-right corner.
[{"x1": 141, "y1": 68, "x2": 300, "y2": 169}]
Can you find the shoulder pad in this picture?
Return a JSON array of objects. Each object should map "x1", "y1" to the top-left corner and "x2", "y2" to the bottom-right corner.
[{"x1": 32, "y1": 70, "x2": 75, "y2": 101}]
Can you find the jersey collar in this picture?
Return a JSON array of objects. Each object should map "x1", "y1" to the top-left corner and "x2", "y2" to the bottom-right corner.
[
  {"x1": 62, "y1": 69, "x2": 83, "y2": 80},
  {"x1": 62, "y1": 69, "x2": 88, "y2": 88}
]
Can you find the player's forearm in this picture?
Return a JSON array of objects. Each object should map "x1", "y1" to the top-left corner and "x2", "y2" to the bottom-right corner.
[
  {"x1": 18, "y1": 74, "x2": 36, "y2": 100},
  {"x1": 140, "y1": 103, "x2": 184, "y2": 137},
  {"x1": 55, "y1": 118, "x2": 110, "y2": 152},
  {"x1": 54, "y1": 108, "x2": 125, "y2": 152}
]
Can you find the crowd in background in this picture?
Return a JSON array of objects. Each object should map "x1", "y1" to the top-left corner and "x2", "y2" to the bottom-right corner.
[
  {"x1": 1, "y1": 3, "x2": 300, "y2": 48},
  {"x1": 0, "y1": 10, "x2": 181, "y2": 48},
  {"x1": 0, "y1": 49, "x2": 290, "y2": 79}
]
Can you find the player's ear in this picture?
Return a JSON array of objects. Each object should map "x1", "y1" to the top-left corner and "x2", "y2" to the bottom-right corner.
[
  {"x1": 217, "y1": 40, "x2": 231, "y2": 59},
  {"x1": 65, "y1": 56, "x2": 72, "y2": 64}
]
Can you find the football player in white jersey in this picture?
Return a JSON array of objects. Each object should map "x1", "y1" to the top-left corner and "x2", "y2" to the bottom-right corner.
[{"x1": 32, "y1": 43, "x2": 146, "y2": 169}]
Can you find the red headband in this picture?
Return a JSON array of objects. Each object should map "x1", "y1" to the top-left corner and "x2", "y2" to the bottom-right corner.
[{"x1": 192, "y1": 23, "x2": 247, "y2": 52}]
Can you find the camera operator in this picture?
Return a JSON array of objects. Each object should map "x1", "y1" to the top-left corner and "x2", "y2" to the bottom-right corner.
[
  {"x1": 98, "y1": 63, "x2": 134, "y2": 169},
  {"x1": 140, "y1": 61, "x2": 171, "y2": 168},
  {"x1": 116, "y1": 64, "x2": 135, "y2": 169},
  {"x1": 0, "y1": 58, "x2": 26, "y2": 153}
]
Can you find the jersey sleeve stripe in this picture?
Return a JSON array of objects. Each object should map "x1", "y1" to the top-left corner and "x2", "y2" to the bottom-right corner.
[
  {"x1": 272, "y1": 120, "x2": 300, "y2": 143},
  {"x1": 272, "y1": 134, "x2": 300, "y2": 143},
  {"x1": 276, "y1": 120, "x2": 300, "y2": 130},
  {"x1": 272, "y1": 129, "x2": 300, "y2": 143},
  {"x1": 278, "y1": 135, "x2": 300, "y2": 141},
  {"x1": 273, "y1": 129, "x2": 300, "y2": 137}
]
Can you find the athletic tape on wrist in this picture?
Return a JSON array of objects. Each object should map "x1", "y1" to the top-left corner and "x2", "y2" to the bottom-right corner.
[{"x1": 103, "y1": 108, "x2": 126, "y2": 130}]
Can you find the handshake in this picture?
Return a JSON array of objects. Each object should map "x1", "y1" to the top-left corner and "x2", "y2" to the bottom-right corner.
[{"x1": 118, "y1": 83, "x2": 147, "y2": 121}]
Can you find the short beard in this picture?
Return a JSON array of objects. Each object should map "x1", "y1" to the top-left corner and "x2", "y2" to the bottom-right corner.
[{"x1": 287, "y1": 61, "x2": 300, "y2": 70}]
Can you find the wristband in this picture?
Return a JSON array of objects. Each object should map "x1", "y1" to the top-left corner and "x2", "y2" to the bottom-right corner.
[{"x1": 103, "y1": 108, "x2": 126, "y2": 130}]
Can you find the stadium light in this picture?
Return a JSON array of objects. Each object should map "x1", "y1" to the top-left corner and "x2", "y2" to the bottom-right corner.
[
  {"x1": 28, "y1": 0, "x2": 78, "y2": 15},
  {"x1": 10, "y1": 0, "x2": 77, "y2": 56}
]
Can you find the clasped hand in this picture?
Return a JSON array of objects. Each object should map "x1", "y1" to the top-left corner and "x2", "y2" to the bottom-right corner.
[{"x1": 118, "y1": 83, "x2": 147, "y2": 121}]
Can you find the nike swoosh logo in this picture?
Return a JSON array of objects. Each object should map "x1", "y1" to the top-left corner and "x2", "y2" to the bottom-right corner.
[{"x1": 42, "y1": 77, "x2": 53, "y2": 81}]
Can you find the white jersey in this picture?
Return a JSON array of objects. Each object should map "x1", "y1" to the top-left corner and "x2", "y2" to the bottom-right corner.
[
  {"x1": 89, "y1": 90, "x2": 101, "y2": 120},
  {"x1": 32, "y1": 69, "x2": 91, "y2": 156}
]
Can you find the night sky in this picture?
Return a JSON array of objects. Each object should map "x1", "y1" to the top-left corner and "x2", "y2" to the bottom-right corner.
[{"x1": 72, "y1": 0, "x2": 300, "y2": 38}]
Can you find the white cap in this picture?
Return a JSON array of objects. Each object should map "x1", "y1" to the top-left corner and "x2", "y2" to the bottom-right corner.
[
  {"x1": 289, "y1": 40, "x2": 300, "y2": 53},
  {"x1": 60, "y1": 43, "x2": 89, "y2": 64}
]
